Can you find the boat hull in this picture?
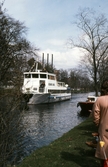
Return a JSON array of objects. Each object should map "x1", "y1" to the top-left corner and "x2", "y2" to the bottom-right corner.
[
  {"x1": 77, "y1": 102, "x2": 94, "y2": 116},
  {"x1": 28, "y1": 93, "x2": 71, "y2": 105}
]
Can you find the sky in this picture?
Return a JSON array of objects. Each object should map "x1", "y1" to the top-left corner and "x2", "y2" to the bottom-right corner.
[{"x1": 3, "y1": 0, "x2": 108, "y2": 70}]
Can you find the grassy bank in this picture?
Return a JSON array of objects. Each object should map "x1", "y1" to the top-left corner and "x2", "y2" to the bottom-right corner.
[{"x1": 18, "y1": 118, "x2": 100, "y2": 167}]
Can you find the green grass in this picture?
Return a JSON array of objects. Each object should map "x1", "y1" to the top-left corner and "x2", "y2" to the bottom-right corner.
[{"x1": 18, "y1": 118, "x2": 100, "y2": 167}]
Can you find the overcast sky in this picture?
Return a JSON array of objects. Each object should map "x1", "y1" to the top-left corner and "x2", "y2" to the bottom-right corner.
[{"x1": 3, "y1": 0, "x2": 108, "y2": 69}]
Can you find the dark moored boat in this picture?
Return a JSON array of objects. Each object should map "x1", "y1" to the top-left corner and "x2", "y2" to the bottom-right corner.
[{"x1": 77, "y1": 96, "x2": 98, "y2": 116}]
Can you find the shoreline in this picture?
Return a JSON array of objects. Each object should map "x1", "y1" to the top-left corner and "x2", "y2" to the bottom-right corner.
[{"x1": 17, "y1": 118, "x2": 100, "y2": 167}]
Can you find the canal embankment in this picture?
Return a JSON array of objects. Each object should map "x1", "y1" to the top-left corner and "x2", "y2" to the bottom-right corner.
[{"x1": 17, "y1": 117, "x2": 100, "y2": 167}]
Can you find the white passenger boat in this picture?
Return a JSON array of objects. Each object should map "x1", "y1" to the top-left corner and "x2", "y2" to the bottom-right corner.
[{"x1": 22, "y1": 64, "x2": 71, "y2": 104}]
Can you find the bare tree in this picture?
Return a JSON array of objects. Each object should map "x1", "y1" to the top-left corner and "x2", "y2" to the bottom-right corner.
[
  {"x1": 69, "y1": 68, "x2": 92, "y2": 92},
  {"x1": 69, "y1": 8, "x2": 108, "y2": 95},
  {"x1": 57, "y1": 69, "x2": 69, "y2": 84}
]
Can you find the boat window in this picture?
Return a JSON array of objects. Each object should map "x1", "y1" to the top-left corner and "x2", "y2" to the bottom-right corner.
[
  {"x1": 48, "y1": 83, "x2": 55, "y2": 86},
  {"x1": 32, "y1": 74, "x2": 38, "y2": 78},
  {"x1": 90, "y1": 98, "x2": 95, "y2": 101},
  {"x1": 48, "y1": 90, "x2": 67, "y2": 93},
  {"x1": 40, "y1": 74, "x2": 47, "y2": 78},
  {"x1": 25, "y1": 74, "x2": 31, "y2": 78},
  {"x1": 58, "y1": 82, "x2": 65, "y2": 87},
  {"x1": 48, "y1": 75, "x2": 55, "y2": 80}
]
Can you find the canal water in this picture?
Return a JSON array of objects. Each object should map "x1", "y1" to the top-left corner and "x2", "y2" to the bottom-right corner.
[{"x1": 18, "y1": 92, "x2": 94, "y2": 163}]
